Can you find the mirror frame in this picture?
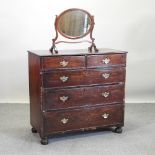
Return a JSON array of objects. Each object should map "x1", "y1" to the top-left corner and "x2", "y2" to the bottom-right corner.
[
  {"x1": 50, "y1": 8, "x2": 98, "y2": 53},
  {"x1": 57, "y1": 8, "x2": 93, "y2": 39}
]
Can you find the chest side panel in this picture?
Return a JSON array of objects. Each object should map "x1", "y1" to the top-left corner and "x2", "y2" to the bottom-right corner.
[{"x1": 28, "y1": 52, "x2": 43, "y2": 134}]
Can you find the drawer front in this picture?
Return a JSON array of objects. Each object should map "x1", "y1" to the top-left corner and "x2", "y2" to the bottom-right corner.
[
  {"x1": 43, "y1": 68, "x2": 125, "y2": 88},
  {"x1": 43, "y1": 84, "x2": 124, "y2": 110},
  {"x1": 87, "y1": 54, "x2": 126, "y2": 68},
  {"x1": 42, "y1": 56, "x2": 85, "y2": 70},
  {"x1": 44, "y1": 104, "x2": 124, "y2": 133}
]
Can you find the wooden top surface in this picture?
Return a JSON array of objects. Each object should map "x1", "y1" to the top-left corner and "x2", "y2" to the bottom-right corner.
[{"x1": 28, "y1": 48, "x2": 127, "y2": 57}]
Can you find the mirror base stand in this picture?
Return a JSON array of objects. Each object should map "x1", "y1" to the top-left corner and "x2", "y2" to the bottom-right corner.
[
  {"x1": 88, "y1": 42, "x2": 98, "y2": 53},
  {"x1": 50, "y1": 44, "x2": 58, "y2": 54},
  {"x1": 50, "y1": 42, "x2": 99, "y2": 54}
]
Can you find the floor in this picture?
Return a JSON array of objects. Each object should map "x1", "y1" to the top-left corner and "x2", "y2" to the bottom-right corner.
[{"x1": 0, "y1": 103, "x2": 155, "y2": 155}]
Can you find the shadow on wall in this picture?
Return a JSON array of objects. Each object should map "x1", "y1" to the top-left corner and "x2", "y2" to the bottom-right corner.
[
  {"x1": 125, "y1": 16, "x2": 155, "y2": 52},
  {"x1": 124, "y1": 16, "x2": 155, "y2": 102},
  {"x1": 0, "y1": 56, "x2": 29, "y2": 103}
]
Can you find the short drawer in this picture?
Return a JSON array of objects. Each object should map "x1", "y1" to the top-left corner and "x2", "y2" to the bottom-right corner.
[
  {"x1": 43, "y1": 104, "x2": 124, "y2": 133},
  {"x1": 42, "y1": 56, "x2": 85, "y2": 70},
  {"x1": 43, "y1": 84, "x2": 124, "y2": 110},
  {"x1": 87, "y1": 54, "x2": 126, "y2": 68},
  {"x1": 42, "y1": 68, "x2": 125, "y2": 88}
]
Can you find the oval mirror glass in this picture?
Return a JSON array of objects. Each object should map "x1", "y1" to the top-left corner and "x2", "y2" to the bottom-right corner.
[{"x1": 57, "y1": 9, "x2": 92, "y2": 39}]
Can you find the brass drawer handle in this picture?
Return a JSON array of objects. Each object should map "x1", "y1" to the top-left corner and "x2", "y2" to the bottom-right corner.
[
  {"x1": 61, "y1": 118, "x2": 69, "y2": 124},
  {"x1": 102, "y1": 73, "x2": 110, "y2": 79},
  {"x1": 60, "y1": 60, "x2": 68, "y2": 67},
  {"x1": 60, "y1": 76, "x2": 69, "y2": 82},
  {"x1": 59, "y1": 96, "x2": 68, "y2": 103},
  {"x1": 102, "y1": 58, "x2": 110, "y2": 64},
  {"x1": 102, "y1": 92, "x2": 110, "y2": 98},
  {"x1": 102, "y1": 113, "x2": 109, "y2": 119}
]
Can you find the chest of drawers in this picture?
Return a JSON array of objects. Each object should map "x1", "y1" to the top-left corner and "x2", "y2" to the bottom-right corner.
[{"x1": 28, "y1": 49, "x2": 127, "y2": 145}]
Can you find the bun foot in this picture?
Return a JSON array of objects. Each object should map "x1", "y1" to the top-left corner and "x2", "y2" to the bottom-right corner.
[
  {"x1": 31, "y1": 127, "x2": 37, "y2": 133},
  {"x1": 114, "y1": 127, "x2": 122, "y2": 133},
  {"x1": 41, "y1": 138, "x2": 48, "y2": 145}
]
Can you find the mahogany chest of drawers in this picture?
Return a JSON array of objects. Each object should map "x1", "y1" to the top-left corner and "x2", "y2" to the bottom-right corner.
[{"x1": 28, "y1": 49, "x2": 127, "y2": 145}]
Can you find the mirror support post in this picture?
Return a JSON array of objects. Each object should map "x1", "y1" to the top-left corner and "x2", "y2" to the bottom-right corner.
[
  {"x1": 50, "y1": 15, "x2": 58, "y2": 54},
  {"x1": 88, "y1": 16, "x2": 98, "y2": 53}
]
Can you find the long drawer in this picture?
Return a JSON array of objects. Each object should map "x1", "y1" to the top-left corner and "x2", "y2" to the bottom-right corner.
[
  {"x1": 43, "y1": 104, "x2": 124, "y2": 134},
  {"x1": 43, "y1": 84, "x2": 124, "y2": 110},
  {"x1": 42, "y1": 67, "x2": 125, "y2": 88}
]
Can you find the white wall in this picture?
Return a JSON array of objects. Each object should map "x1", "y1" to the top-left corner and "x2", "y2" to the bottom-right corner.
[{"x1": 0, "y1": 0, "x2": 155, "y2": 103}]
